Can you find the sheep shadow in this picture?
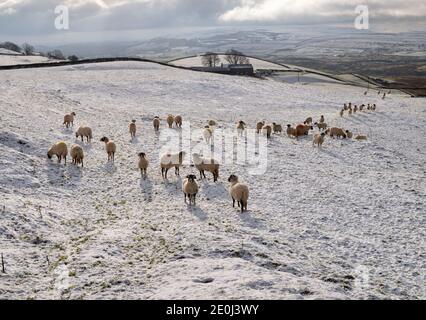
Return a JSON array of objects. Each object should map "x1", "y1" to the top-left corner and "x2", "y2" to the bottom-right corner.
[
  {"x1": 139, "y1": 177, "x2": 154, "y2": 202},
  {"x1": 99, "y1": 162, "x2": 117, "y2": 174},
  {"x1": 202, "y1": 182, "x2": 228, "y2": 200},
  {"x1": 239, "y1": 211, "x2": 266, "y2": 230},
  {"x1": 318, "y1": 147, "x2": 346, "y2": 161},
  {"x1": 187, "y1": 205, "x2": 208, "y2": 222},
  {"x1": 131, "y1": 137, "x2": 140, "y2": 144}
]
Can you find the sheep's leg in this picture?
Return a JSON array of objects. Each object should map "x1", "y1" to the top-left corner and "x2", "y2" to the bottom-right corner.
[
  {"x1": 161, "y1": 168, "x2": 164, "y2": 179},
  {"x1": 199, "y1": 171, "x2": 203, "y2": 180},
  {"x1": 232, "y1": 198, "x2": 235, "y2": 208},
  {"x1": 184, "y1": 194, "x2": 187, "y2": 203},
  {"x1": 165, "y1": 168, "x2": 169, "y2": 179}
]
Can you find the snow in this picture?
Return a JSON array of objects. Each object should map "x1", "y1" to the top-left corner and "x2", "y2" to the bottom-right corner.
[
  {"x1": 0, "y1": 54, "x2": 53, "y2": 66},
  {"x1": 0, "y1": 61, "x2": 425, "y2": 300},
  {"x1": 0, "y1": 48, "x2": 23, "y2": 55}
]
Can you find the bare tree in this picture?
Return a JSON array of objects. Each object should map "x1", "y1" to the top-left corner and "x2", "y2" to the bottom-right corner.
[
  {"x1": 201, "y1": 52, "x2": 220, "y2": 67},
  {"x1": 0, "y1": 41, "x2": 21, "y2": 53},
  {"x1": 47, "y1": 50, "x2": 65, "y2": 60},
  {"x1": 68, "y1": 55, "x2": 79, "y2": 62},
  {"x1": 22, "y1": 43, "x2": 35, "y2": 55},
  {"x1": 224, "y1": 49, "x2": 250, "y2": 65}
]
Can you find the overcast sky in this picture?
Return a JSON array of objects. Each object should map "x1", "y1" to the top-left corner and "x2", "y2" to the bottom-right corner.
[{"x1": 1, "y1": 0, "x2": 425, "y2": 43}]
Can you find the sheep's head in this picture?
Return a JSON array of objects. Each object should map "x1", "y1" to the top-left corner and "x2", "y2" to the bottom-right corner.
[
  {"x1": 186, "y1": 175, "x2": 197, "y2": 182},
  {"x1": 100, "y1": 137, "x2": 109, "y2": 143},
  {"x1": 287, "y1": 124, "x2": 292, "y2": 128},
  {"x1": 132, "y1": 120, "x2": 136, "y2": 123},
  {"x1": 228, "y1": 175, "x2": 239, "y2": 183},
  {"x1": 71, "y1": 112, "x2": 76, "y2": 116},
  {"x1": 321, "y1": 133, "x2": 326, "y2": 137},
  {"x1": 47, "y1": 150, "x2": 52, "y2": 159},
  {"x1": 138, "y1": 152, "x2": 146, "y2": 158}
]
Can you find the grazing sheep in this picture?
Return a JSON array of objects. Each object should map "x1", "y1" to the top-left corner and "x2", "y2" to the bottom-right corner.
[
  {"x1": 192, "y1": 153, "x2": 220, "y2": 182},
  {"x1": 75, "y1": 126, "x2": 93, "y2": 143},
  {"x1": 129, "y1": 120, "x2": 137, "y2": 139},
  {"x1": 153, "y1": 116, "x2": 160, "y2": 132},
  {"x1": 71, "y1": 145, "x2": 84, "y2": 167},
  {"x1": 295, "y1": 124, "x2": 313, "y2": 139},
  {"x1": 47, "y1": 141, "x2": 68, "y2": 164},
  {"x1": 100, "y1": 137, "x2": 117, "y2": 163},
  {"x1": 262, "y1": 125, "x2": 272, "y2": 139},
  {"x1": 346, "y1": 130, "x2": 353, "y2": 139},
  {"x1": 182, "y1": 175, "x2": 199, "y2": 205},
  {"x1": 166, "y1": 115, "x2": 174, "y2": 128},
  {"x1": 236, "y1": 121, "x2": 246, "y2": 136},
  {"x1": 63, "y1": 112, "x2": 76, "y2": 128},
  {"x1": 138, "y1": 152, "x2": 149, "y2": 179},
  {"x1": 304, "y1": 117, "x2": 313, "y2": 125},
  {"x1": 228, "y1": 175, "x2": 249, "y2": 213},
  {"x1": 272, "y1": 123, "x2": 283, "y2": 134},
  {"x1": 325, "y1": 127, "x2": 347, "y2": 139},
  {"x1": 208, "y1": 120, "x2": 217, "y2": 127},
  {"x1": 313, "y1": 133, "x2": 326, "y2": 148},
  {"x1": 175, "y1": 115, "x2": 183, "y2": 128},
  {"x1": 286, "y1": 124, "x2": 297, "y2": 138},
  {"x1": 160, "y1": 151, "x2": 186, "y2": 179},
  {"x1": 319, "y1": 115, "x2": 325, "y2": 124},
  {"x1": 256, "y1": 121, "x2": 265, "y2": 134},
  {"x1": 203, "y1": 126, "x2": 213, "y2": 144},
  {"x1": 355, "y1": 135, "x2": 368, "y2": 141},
  {"x1": 340, "y1": 109, "x2": 344, "y2": 117},
  {"x1": 315, "y1": 122, "x2": 328, "y2": 131}
]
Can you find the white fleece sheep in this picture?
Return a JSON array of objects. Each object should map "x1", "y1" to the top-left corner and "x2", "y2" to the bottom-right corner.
[
  {"x1": 75, "y1": 126, "x2": 93, "y2": 143},
  {"x1": 47, "y1": 141, "x2": 68, "y2": 164},
  {"x1": 71, "y1": 145, "x2": 84, "y2": 167},
  {"x1": 160, "y1": 151, "x2": 186, "y2": 179},
  {"x1": 228, "y1": 175, "x2": 249, "y2": 213},
  {"x1": 182, "y1": 175, "x2": 199, "y2": 205}
]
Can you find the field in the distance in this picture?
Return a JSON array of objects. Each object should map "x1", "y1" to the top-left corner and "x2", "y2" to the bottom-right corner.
[{"x1": 0, "y1": 62, "x2": 425, "y2": 299}]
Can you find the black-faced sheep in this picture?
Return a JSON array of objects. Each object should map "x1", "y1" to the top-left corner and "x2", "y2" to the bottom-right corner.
[
  {"x1": 166, "y1": 115, "x2": 174, "y2": 128},
  {"x1": 129, "y1": 120, "x2": 137, "y2": 139},
  {"x1": 175, "y1": 115, "x2": 183, "y2": 128},
  {"x1": 71, "y1": 145, "x2": 84, "y2": 167},
  {"x1": 272, "y1": 123, "x2": 283, "y2": 134},
  {"x1": 182, "y1": 174, "x2": 199, "y2": 205},
  {"x1": 138, "y1": 152, "x2": 149, "y2": 179},
  {"x1": 47, "y1": 141, "x2": 68, "y2": 164},
  {"x1": 100, "y1": 137, "x2": 117, "y2": 163},
  {"x1": 256, "y1": 121, "x2": 265, "y2": 134},
  {"x1": 153, "y1": 116, "x2": 160, "y2": 132},
  {"x1": 75, "y1": 126, "x2": 93, "y2": 143},
  {"x1": 228, "y1": 175, "x2": 249, "y2": 213}
]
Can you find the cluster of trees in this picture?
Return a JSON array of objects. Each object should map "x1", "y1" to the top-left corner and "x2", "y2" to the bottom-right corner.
[
  {"x1": 201, "y1": 49, "x2": 250, "y2": 67},
  {"x1": 0, "y1": 41, "x2": 79, "y2": 61}
]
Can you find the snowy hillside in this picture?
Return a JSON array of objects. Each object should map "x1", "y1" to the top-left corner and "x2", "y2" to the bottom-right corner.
[
  {"x1": 0, "y1": 61, "x2": 424, "y2": 300},
  {"x1": 0, "y1": 54, "x2": 53, "y2": 66}
]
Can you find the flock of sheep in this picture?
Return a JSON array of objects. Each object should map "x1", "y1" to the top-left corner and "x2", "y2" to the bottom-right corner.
[{"x1": 47, "y1": 103, "x2": 376, "y2": 213}]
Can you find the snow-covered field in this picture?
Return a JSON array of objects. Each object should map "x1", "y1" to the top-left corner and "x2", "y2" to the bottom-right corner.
[
  {"x1": 0, "y1": 61, "x2": 425, "y2": 300},
  {"x1": 0, "y1": 54, "x2": 53, "y2": 66}
]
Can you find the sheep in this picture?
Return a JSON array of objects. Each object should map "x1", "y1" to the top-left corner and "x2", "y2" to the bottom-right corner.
[
  {"x1": 346, "y1": 130, "x2": 353, "y2": 139},
  {"x1": 295, "y1": 124, "x2": 313, "y2": 139},
  {"x1": 256, "y1": 121, "x2": 265, "y2": 134},
  {"x1": 325, "y1": 127, "x2": 347, "y2": 139},
  {"x1": 63, "y1": 112, "x2": 76, "y2": 128},
  {"x1": 359, "y1": 104, "x2": 365, "y2": 111},
  {"x1": 315, "y1": 122, "x2": 328, "y2": 131},
  {"x1": 343, "y1": 104, "x2": 348, "y2": 111},
  {"x1": 203, "y1": 126, "x2": 213, "y2": 144},
  {"x1": 319, "y1": 115, "x2": 325, "y2": 124},
  {"x1": 236, "y1": 121, "x2": 246, "y2": 136},
  {"x1": 182, "y1": 175, "x2": 199, "y2": 205},
  {"x1": 228, "y1": 175, "x2": 249, "y2": 213},
  {"x1": 272, "y1": 123, "x2": 283, "y2": 134},
  {"x1": 286, "y1": 124, "x2": 297, "y2": 138},
  {"x1": 71, "y1": 145, "x2": 84, "y2": 167},
  {"x1": 47, "y1": 141, "x2": 68, "y2": 164},
  {"x1": 153, "y1": 116, "x2": 160, "y2": 132},
  {"x1": 353, "y1": 105, "x2": 358, "y2": 113},
  {"x1": 313, "y1": 133, "x2": 326, "y2": 148},
  {"x1": 75, "y1": 126, "x2": 93, "y2": 143},
  {"x1": 372, "y1": 104, "x2": 377, "y2": 111},
  {"x1": 160, "y1": 151, "x2": 186, "y2": 179},
  {"x1": 355, "y1": 135, "x2": 368, "y2": 141},
  {"x1": 208, "y1": 120, "x2": 217, "y2": 127},
  {"x1": 175, "y1": 115, "x2": 183, "y2": 128},
  {"x1": 340, "y1": 109, "x2": 344, "y2": 117},
  {"x1": 304, "y1": 117, "x2": 313, "y2": 125},
  {"x1": 348, "y1": 107, "x2": 353, "y2": 115},
  {"x1": 129, "y1": 120, "x2": 137, "y2": 139},
  {"x1": 166, "y1": 115, "x2": 174, "y2": 128},
  {"x1": 262, "y1": 125, "x2": 272, "y2": 139},
  {"x1": 138, "y1": 152, "x2": 149, "y2": 179},
  {"x1": 367, "y1": 104, "x2": 371, "y2": 111},
  {"x1": 100, "y1": 137, "x2": 117, "y2": 163},
  {"x1": 192, "y1": 153, "x2": 220, "y2": 182}
]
